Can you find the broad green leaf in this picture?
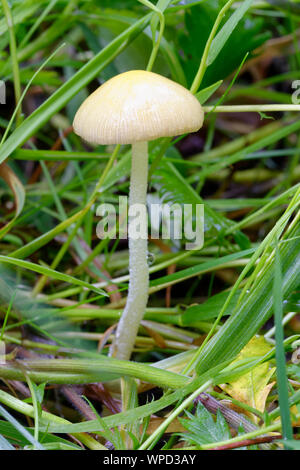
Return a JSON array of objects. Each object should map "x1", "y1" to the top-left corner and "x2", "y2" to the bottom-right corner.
[{"x1": 195, "y1": 80, "x2": 223, "y2": 104}]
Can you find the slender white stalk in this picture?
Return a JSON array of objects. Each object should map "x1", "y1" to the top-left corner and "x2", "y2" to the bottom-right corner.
[
  {"x1": 203, "y1": 104, "x2": 300, "y2": 113},
  {"x1": 110, "y1": 141, "x2": 149, "y2": 360}
]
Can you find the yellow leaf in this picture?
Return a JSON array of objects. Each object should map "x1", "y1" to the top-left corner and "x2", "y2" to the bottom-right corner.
[{"x1": 221, "y1": 336, "x2": 275, "y2": 421}]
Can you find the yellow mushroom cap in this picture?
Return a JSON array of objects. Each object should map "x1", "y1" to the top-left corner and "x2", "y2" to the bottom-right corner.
[{"x1": 73, "y1": 70, "x2": 204, "y2": 145}]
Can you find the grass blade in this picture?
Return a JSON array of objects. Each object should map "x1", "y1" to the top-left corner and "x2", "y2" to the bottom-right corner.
[
  {"x1": 196, "y1": 222, "x2": 300, "y2": 375},
  {"x1": 207, "y1": 0, "x2": 254, "y2": 66},
  {"x1": 273, "y1": 243, "x2": 293, "y2": 443},
  {"x1": 0, "y1": 255, "x2": 108, "y2": 296},
  {"x1": 0, "y1": 403, "x2": 44, "y2": 450}
]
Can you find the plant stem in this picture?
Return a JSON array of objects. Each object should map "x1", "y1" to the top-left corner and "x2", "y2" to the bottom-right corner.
[
  {"x1": 203, "y1": 104, "x2": 300, "y2": 113},
  {"x1": 138, "y1": 0, "x2": 165, "y2": 72},
  {"x1": 190, "y1": 0, "x2": 236, "y2": 94},
  {"x1": 110, "y1": 141, "x2": 149, "y2": 360},
  {"x1": 210, "y1": 435, "x2": 281, "y2": 450}
]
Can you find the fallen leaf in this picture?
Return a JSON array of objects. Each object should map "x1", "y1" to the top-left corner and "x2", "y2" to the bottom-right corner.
[{"x1": 221, "y1": 336, "x2": 275, "y2": 422}]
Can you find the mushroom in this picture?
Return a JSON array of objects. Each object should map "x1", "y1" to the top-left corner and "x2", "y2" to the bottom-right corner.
[{"x1": 73, "y1": 70, "x2": 204, "y2": 360}]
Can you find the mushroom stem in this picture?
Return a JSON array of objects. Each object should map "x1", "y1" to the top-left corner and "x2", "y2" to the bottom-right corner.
[{"x1": 110, "y1": 141, "x2": 149, "y2": 360}]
